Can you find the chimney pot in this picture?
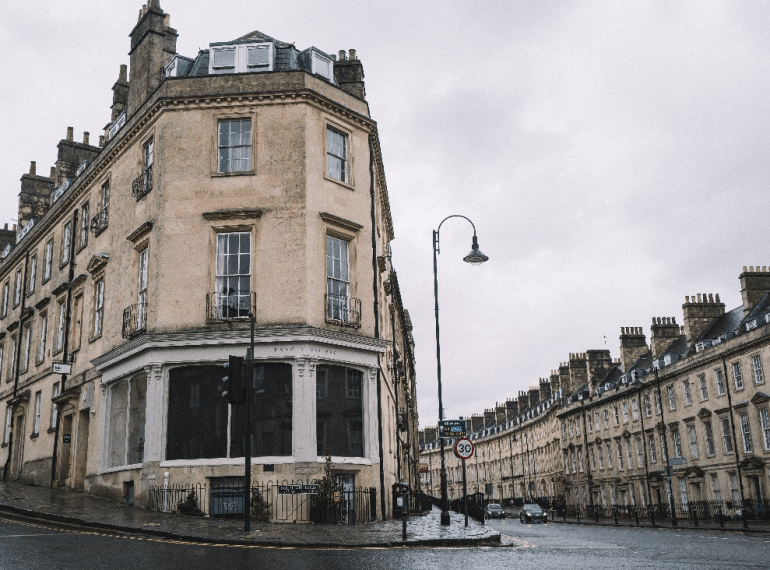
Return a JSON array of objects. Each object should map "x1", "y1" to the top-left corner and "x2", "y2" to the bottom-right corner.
[
  {"x1": 3, "y1": 224, "x2": 7, "y2": 230},
  {"x1": 338, "y1": 50, "x2": 346, "y2": 61},
  {"x1": 66, "y1": 127, "x2": 74, "y2": 141},
  {"x1": 13, "y1": 224, "x2": 17, "y2": 231},
  {"x1": 348, "y1": 49, "x2": 356, "y2": 60},
  {"x1": 50, "y1": 166, "x2": 56, "y2": 178},
  {"x1": 99, "y1": 135, "x2": 105, "y2": 147},
  {"x1": 29, "y1": 161, "x2": 36, "y2": 176},
  {"x1": 119, "y1": 64, "x2": 128, "y2": 83},
  {"x1": 83, "y1": 131, "x2": 90, "y2": 145}
]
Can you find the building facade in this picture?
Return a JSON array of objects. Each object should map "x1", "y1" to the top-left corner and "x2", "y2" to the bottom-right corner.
[
  {"x1": 0, "y1": 0, "x2": 418, "y2": 519},
  {"x1": 420, "y1": 268, "x2": 770, "y2": 517}
]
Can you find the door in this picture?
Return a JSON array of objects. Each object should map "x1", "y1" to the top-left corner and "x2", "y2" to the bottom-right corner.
[
  {"x1": 11, "y1": 414, "x2": 25, "y2": 480},
  {"x1": 58, "y1": 414, "x2": 73, "y2": 485},
  {"x1": 73, "y1": 410, "x2": 90, "y2": 490},
  {"x1": 335, "y1": 474, "x2": 355, "y2": 524},
  {"x1": 751, "y1": 476, "x2": 762, "y2": 501}
]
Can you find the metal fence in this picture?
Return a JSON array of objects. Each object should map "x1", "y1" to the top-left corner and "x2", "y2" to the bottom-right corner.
[
  {"x1": 449, "y1": 492, "x2": 486, "y2": 524},
  {"x1": 146, "y1": 480, "x2": 377, "y2": 524}
]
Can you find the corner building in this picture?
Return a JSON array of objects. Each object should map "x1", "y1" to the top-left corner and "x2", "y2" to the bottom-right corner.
[{"x1": 0, "y1": 0, "x2": 419, "y2": 519}]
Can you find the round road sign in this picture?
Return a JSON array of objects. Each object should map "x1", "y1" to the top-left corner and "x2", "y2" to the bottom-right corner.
[{"x1": 454, "y1": 437, "x2": 474, "y2": 460}]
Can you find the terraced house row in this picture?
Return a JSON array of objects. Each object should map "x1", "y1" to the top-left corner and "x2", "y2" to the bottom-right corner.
[
  {"x1": 420, "y1": 267, "x2": 770, "y2": 517},
  {"x1": 0, "y1": 0, "x2": 419, "y2": 520}
]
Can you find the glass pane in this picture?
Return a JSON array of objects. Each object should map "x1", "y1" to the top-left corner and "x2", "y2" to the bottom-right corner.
[
  {"x1": 228, "y1": 233, "x2": 238, "y2": 253},
  {"x1": 239, "y1": 253, "x2": 249, "y2": 275},
  {"x1": 239, "y1": 234, "x2": 250, "y2": 253},
  {"x1": 213, "y1": 48, "x2": 235, "y2": 67},
  {"x1": 227, "y1": 254, "x2": 238, "y2": 277}
]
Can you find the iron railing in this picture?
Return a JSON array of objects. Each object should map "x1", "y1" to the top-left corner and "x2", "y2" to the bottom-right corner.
[
  {"x1": 122, "y1": 303, "x2": 147, "y2": 339},
  {"x1": 325, "y1": 294, "x2": 361, "y2": 328},
  {"x1": 90, "y1": 207, "x2": 108, "y2": 235},
  {"x1": 132, "y1": 166, "x2": 152, "y2": 200},
  {"x1": 206, "y1": 290, "x2": 255, "y2": 322},
  {"x1": 146, "y1": 480, "x2": 377, "y2": 524},
  {"x1": 449, "y1": 492, "x2": 486, "y2": 524}
]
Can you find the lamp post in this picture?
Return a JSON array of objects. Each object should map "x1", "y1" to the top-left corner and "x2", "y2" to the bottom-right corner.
[{"x1": 433, "y1": 215, "x2": 489, "y2": 526}]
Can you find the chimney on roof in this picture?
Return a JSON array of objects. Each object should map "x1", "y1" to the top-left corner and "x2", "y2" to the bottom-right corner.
[
  {"x1": 99, "y1": 135, "x2": 105, "y2": 147},
  {"x1": 333, "y1": 48, "x2": 366, "y2": 101},
  {"x1": 83, "y1": 132, "x2": 90, "y2": 145},
  {"x1": 18, "y1": 159, "x2": 55, "y2": 227},
  {"x1": 739, "y1": 266, "x2": 770, "y2": 318},
  {"x1": 586, "y1": 349, "x2": 613, "y2": 390},
  {"x1": 527, "y1": 386, "x2": 540, "y2": 409},
  {"x1": 539, "y1": 377, "x2": 552, "y2": 401},
  {"x1": 550, "y1": 371, "x2": 561, "y2": 396},
  {"x1": 495, "y1": 403, "x2": 507, "y2": 424},
  {"x1": 558, "y1": 362, "x2": 571, "y2": 394},
  {"x1": 127, "y1": 1, "x2": 177, "y2": 116},
  {"x1": 470, "y1": 414, "x2": 484, "y2": 433},
  {"x1": 619, "y1": 327, "x2": 648, "y2": 372},
  {"x1": 29, "y1": 161, "x2": 36, "y2": 176},
  {"x1": 682, "y1": 294, "x2": 726, "y2": 346},
  {"x1": 568, "y1": 353, "x2": 588, "y2": 393},
  {"x1": 66, "y1": 127, "x2": 73, "y2": 141},
  {"x1": 505, "y1": 398, "x2": 519, "y2": 418},
  {"x1": 338, "y1": 50, "x2": 346, "y2": 61},
  {"x1": 650, "y1": 317, "x2": 681, "y2": 358},
  {"x1": 483, "y1": 409, "x2": 495, "y2": 427}
]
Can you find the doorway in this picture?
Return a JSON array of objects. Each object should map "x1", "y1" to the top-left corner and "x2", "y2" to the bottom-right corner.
[
  {"x1": 750, "y1": 476, "x2": 762, "y2": 501},
  {"x1": 10, "y1": 413, "x2": 25, "y2": 480},
  {"x1": 73, "y1": 410, "x2": 90, "y2": 490},
  {"x1": 335, "y1": 473, "x2": 356, "y2": 524},
  {"x1": 58, "y1": 414, "x2": 73, "y2": 485}
]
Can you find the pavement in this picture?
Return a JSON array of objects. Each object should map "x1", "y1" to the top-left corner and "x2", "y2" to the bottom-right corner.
[{"x1": 0, "y1": 481, "x2": 500, "y2": 547}]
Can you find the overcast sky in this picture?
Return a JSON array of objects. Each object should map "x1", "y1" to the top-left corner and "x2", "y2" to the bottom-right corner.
[{"x1": 1, "y1": 1, "x2": 768, "y2": 429}]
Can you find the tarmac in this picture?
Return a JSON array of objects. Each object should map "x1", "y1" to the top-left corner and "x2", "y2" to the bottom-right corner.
[{"x1": 0, "y1": 481, "x2": 501, "y2": 548}]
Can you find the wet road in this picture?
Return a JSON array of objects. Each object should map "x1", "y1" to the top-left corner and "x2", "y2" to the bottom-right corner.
[{"x1": 1, "y1": 516, "x2": 768, "y2": 569}]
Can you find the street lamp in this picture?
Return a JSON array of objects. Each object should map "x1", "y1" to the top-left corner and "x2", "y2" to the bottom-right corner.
[{"x1": 433, "y1": 215, "x2": 489, "y2": 526}]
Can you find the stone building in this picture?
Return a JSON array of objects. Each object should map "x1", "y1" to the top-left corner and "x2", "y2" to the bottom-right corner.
[
  {"x1": 420, "y1": 267, "x2": 770, "y2": 516},
  {"x1": 0, "y1": 0, "x2": 417, "y2": 520}
]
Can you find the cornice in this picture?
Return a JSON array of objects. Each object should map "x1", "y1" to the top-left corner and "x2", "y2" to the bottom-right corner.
[
  {"x1": 202, "y1": 209, "x2": 263, "y2": 221},
  {"x1": 319, "y1": 212, "x2": 364, "y2": 233}
]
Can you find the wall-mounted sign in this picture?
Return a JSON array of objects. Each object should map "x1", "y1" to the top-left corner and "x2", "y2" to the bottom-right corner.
[
  {"x1": 277, "y1": 484, "x2": 319, "y2": 495},
  {"x1": 62, "y1": 434, "x2": 71, "y2": 444},
  {"x1": 439, "y1": 419, "x2": 467, "y2": 438},
  {"x1": 52, "y1": 362, "x2": 72, "y2": 375}
]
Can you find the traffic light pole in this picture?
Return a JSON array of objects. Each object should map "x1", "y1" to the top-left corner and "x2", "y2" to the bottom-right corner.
[{"x1": 244, "y1": 312, "x2": 255, "y2": 532}]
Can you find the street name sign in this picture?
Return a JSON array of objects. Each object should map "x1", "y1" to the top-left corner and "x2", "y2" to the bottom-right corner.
[
  {"x1": 277, "y1": 484, "x2": 319, "y2": 495},
  {"x1": 439, "y1": 419, "x2": 467, "y2": 438},
  {"x1": 52, "y1": 362, "x2": 72, "y2": 374},
  {"x1": 454, "y1": 437, "x2": 474, "y2": 460}
]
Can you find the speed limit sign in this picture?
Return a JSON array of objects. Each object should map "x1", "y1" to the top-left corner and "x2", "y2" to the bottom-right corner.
[{"x1": 454, "y1": 437, "x2": 474, "y2": 460}]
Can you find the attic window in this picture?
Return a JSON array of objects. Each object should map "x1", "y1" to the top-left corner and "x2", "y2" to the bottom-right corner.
[
  {"x1": 108, "y1": 112, "x2": 126, "y2": 140},
  {"x1": 209, "y1": 43, "x2": 273, "y2": 74},
  {"x1": 312, "y1": 51, "x2": 333, "y2": 80},
  {"x1": 765, "y1": 313, "x2": 770, "y2": 324},
  {"x1": 663, "y1": 354, "x2": 672, "y2": 366},
  {"x1": 746, "y1": 319, "x2": 758, "y2": 331}
]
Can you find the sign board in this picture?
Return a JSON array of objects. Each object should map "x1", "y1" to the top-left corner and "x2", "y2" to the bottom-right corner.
[
  {"x1": 62, "y1": 434, "x2": 71, "y2": 444},
  {"x1": 52, "y1": 362, "x2": 72, "y2": 375},
  {"x1": 277, "y1": 484, "x2": 319, "y2": 495},
  {"x1": 668, "y1": 457, "x2": 687, "y2": 466},
  {"x1": 454, "y1": 437, "x2": 474, "y2": 460},
  {"x1": 333, "y1": 491, "x2": 341, "y2": 503},
  {"x1": 418, "y1": 463, "x2": 429, "y2": 473},
  {"x1": 439, "y1": 419, "x2": 467, "y2": 438}
]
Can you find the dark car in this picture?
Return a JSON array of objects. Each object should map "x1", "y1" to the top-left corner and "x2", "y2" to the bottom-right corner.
[
  {"x1": 519, "y1": 503, "x2": 547, "y2": 524},
  {"x1": 485, "y1": 503, "x2": 506, "y2": 519}
]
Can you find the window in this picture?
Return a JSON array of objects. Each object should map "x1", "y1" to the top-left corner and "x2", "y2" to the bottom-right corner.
[
  {"x1": 655, "y1": 391, "x2": 662, "y2": 414},
  {"x1": 32, "y1": 391, "x2": 41, "y2": 435},
  {"x1": 44, "y1": 238, "x2": 53, "y2": 281},
  {"x1": 597, "y1": 445, "x2": 604, "y2": 468},
  {"x1": 721, "y1": 417, "x2": 733, "y2": 453},
  {"x1": 316, "y1": 368, "x2": 328, "y2": 398},
  {"x1": 3, "y1": 406, "x2": 11, "y2": 445},
  {"x1": 571, "y1": 450, "x2": 577, "y2": 473},
  {"x1": 1, "y1": 281, "x2": 8, "y2": 317},
  {"x1": 660, "y1": 433, "x2": 669, "y2": 461},
  {"x1": 586, "y1": 416, "x2": 592, "y2": 433},
  {"x1": 346, "y1": 369, "x2": 362, "y2": 398},
  {"x1": 683, "y1": 381, "x2": 692, "y2": 406},
  {"x1": 594, "y1": 411, "x2": 600, "y2": 431},
  {"x1": 326, "y1": 127, "x2": 348, "y2": 183},
  {"x1": 214, "y1": 232, "x2": 251, "y2": 318},
  {"x1": 739, "y1": 412, "x2": 753, "y2": 454},
  {"x1": 21, "y1": 323, "x2": 31, "y2": 372},
  {"x1": 311, "y1": 51, "x2": 333, "y2": 80},
  {"x1": 93, "y1": 280, "x2": 104, "y2": 338},
  {"x1": 672, "y1": 426, "x2": 682, "y2": 458},
  {"x1": 70, "y1": 294, "x2": 83, "y2": 351},
  {"x1": 564, "y1": 451, "x2": 570, "y2": 474},
  {"x1": 578, "y1": 448, "x2": 584, "y2": 471},
  {"x1": 561, "y1": 421, "x2": 566, "y2": 440},
  {"x1": 0, "y1": 343, "x2": 3, "y2": 383},
  {"x1": 606, "y1": 444, "x2": 613, "y2": 468},
  {"x1": 136, "y1": 247, "x2": 148, "y2": 331},
  {"x1": 689, "y1": 425, "x2": 699, "y2": 459},
  {"x1": 760, "y1": 408, "x2": 770, "y2": 451},
  {"x1": 9, "y1": 336, "x2": 17, "y2": 379},
  {"x1": 93, "y1": 180, "x2": 110, "y2": 233},
  {"x1": 632, "y1": 399, "x2": 639, "y2": 421},
  {"x1": 711, "y1": 474, "x2": 722, "y2": 502},
  {"x1": 61, "y1": 222, "x2": 72, "y2": 266},
  {"x1": 698, "y1": 374, "x2": 708, "y2": 400},
  {"x1": 218, "y1": 118, "x2": 251, "y2": 173},
  {"x1": 107, "y1": 375, "x2": 147, "y2": 468},
  {"x1": 326, "y1": 236, "x2": 352, "y2": 322},
  {"x1": 649, "y1": 435, "x2": 657, "y2": 463},
  {"x1": 316, "y1": 365, "x2": 363, "y2": 457},
  {"x1": 729, "y1": 474, "x2": 740, "y2": 504},
  {"x1": 36, "y1": 313, "x2": 47, "y2": 363},
  {"x1": 28, "y1": 255, "x2": 36, "y2": 294},
  {"x1": 617, "y1": 442, "x2": 623, "y2": 469},
  {"x1": 575, "y1": 418, "x2": 580, "y2": 436},
  {"x1": 55, "y1": 299, "x2": 66, "y2": 352},
  {"x1": 710, "y1": 370, "x2": 724, "y2": 398},
  {"x1": 751, "y1": 355, "x2": 764, "y2": 385},
  {"x1": 679, "y1": 479, "x2": 689, "y2": 510},
  {"x1": 667, "y1": 385, "x2": 676, "y2": 410},
  {"x1": 209, "y1": 43, "x2": 273, "y2": 74},
  {"x1": 590, "y1": 445, "x2": 596, "y2": 469},
  {"x1": 568, "y1": 420, "x2": 574, "y2": 438},
  {"x1": 604, "y1": 409, "x2": 609, "y2": 428},
  {"x1": 51, "y1": 382, "x2": 60, "y2": 429},
  {"x1": 622, "y1": 402, "x2": 629, "y2": 424},
  {"x1": 636, "y1": 438, "x2": 644, "y2": 467},
  {"x1": 644, "y1": 394, "x2": 651, "y2": 417},
  {"x1": 79, "y1": 203, "x2": 89, "y2": 248},
  {"x1": 13, "y1": 268, "x2": 22, "y2": 307},
  {"x1": 732, "y1": 362, "x2": 743, "y2": 390},
  {"x1": 704, "y1": 420, "x2": 715, "y2": 455}
]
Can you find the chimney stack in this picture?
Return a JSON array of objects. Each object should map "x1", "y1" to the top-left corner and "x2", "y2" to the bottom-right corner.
[
  {"x1": 568, "y1": 353, "x2": 588, "y2": 393},
  {"x1": 83, "y1": 132, "x2": 90, "y2": 145},
  {"x1": 682, "y1": 294, "x2": 726, "y2": 345},
  {"x1": 333, "y1": 47, "x2": 366, "y2": 100},
  {"x1": 650, "y1": 317, "x2": 682, "y2": 358},
  {"x1": 619, "y1": 327, "x2": 648, "y2": 371},
  {"x1": 66, "y1": 127, "x2": 73, "y2": 141},
  {"x1": 739, "y1": 266, "x2": 770, "y2": 317},
  {"x1": 586, "y1": 349, "x2": 613, "y2": 390},
  {"x1": 29, "y1": 161, "x2": 36, "y2": 176}
]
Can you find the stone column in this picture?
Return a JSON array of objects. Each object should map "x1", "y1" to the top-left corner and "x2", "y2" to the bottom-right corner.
[
  {"x1": 365, "y1": 367, "x2": 380, "y2": 463},
  {"x1": 143, "y1": 365, "x2": 164, "y2": 462},
  {"x1": 293, "y1": 358, "x2": 317, "y2": 463},
  {"x1": 97, "y1": 383, "x2": 109, "y2": 473}
]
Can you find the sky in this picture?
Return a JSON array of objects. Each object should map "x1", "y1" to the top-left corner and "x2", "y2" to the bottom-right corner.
[{"x1": 1, "y1": 1, "x2": 768, "y2": 429}]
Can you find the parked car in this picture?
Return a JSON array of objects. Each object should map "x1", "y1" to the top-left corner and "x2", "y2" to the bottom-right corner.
[
  {"x1": 520, "y1": 503, "x2": 547, "y2": 524},
  {"x1": 485, "y1": 503, "x2": 506, "y2": 519}
]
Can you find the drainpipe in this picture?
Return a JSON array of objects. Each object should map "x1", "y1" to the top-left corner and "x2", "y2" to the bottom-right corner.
[
  {"x1": 721, "y1": 356, "x2": 748, "y2": 528},
  {"x1": 3, "y1": 249, "x2": 30, "y2": 481},
  {"x1": 50, "y1": 209, "x2": 78, "y2": 487},
  {"x1": 638, "y1": 384, "x2": 653, "y2": 508},
  {"x1": 580, "y1": 398, "x2": 594, "y2": 513},
  {"x1": 390, "y1": 304, "x2": 401, "y2": 483},
  {"x1": 368, "y1": 133, "x2": 386, "y2": 520},
  {"x1": 654, "y1": 369, "x2": 678, "y2": 525}
]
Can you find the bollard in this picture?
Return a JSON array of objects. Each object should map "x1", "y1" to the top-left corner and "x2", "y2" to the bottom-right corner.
[
  {"x1": 577, "y1": 508, "x2": 580, "y2": 523},
  {"x1": 563, "y1": 508, "x2": 567, "y2": 522},
  {"x1": 650, "y1": 506, "x2": 656, "y2": 527},
  {"x1": 613, "y1": 507, "x2": 618, "y2": 525},
  {"x1": 595, "y1": 507, "x2": 600, "y2": 523},
  {"x1": 718, "y1": 508, "x2": 724, "y2": 527},
  {"x1": 635, "y1": 507, "x2": 639, "y2": 526},
  {"x1": 692, "y1": 506, "x2": 698, "y2": 527}
]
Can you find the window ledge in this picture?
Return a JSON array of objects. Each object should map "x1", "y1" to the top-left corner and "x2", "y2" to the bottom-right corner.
[
  {"x1": 324, "y1": 174, "x2": 354, "y2": 191},
  {"x1": 30, "y1": 432, "x2": 39, "y2": 439},
  {"x1": 52, "y1": 348, "x2": 62, "y2": 357},
  {"x1": 99, "y1": 463, "x2": 143, "y2": 475},
  {"x1": 88, "y1": 334, "x2": 102, "y2": 344},
  {"x1": 1, "y1": 443, "x2": 7, "y2": 448},
  {"x1": 47, "y1": 427, "x2": 57, "y2": 434},
  {"x1": 211, "y1": 170, "x2": 255, "y2": 178}
]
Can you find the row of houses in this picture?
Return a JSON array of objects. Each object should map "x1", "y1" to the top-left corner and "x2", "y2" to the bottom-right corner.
[
  {"x1": 420, "y1": 268, "x2": 770, "y2": 515},
  {"x1": 1, "y1": 0, "x2": 419, "y2": 520}
]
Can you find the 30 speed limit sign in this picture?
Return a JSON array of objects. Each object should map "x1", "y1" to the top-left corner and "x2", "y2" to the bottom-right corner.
[{"x1": 454, "y1": 437, "x2": 474, "y2": 460}]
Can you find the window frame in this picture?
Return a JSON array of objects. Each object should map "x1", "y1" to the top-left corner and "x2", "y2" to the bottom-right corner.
[
  {"x1": 704, "y1": 420, "x2": 715, "y2": 456},
  {"x1": 13, "y1": 268, "x2": 22, "y2": 307},
  {"x1": 21, "y1": 322, "x2": 31, "y2": 373},
  {"x1": 92, "y1": 278, "x2": 105, "y2": 339},
  {"x1": 759, "y1": 407, "x2": 770, "y2": 451},
  {"x1": 36, "y1": 312, "x2": 47, "y2": 364},
  {"x1": 720, "y1": 417, "x2": 733, "y2": 454},
  {"x1": 750, "y1": 354, "x2": 764, "y2": 385},
  {"x1": 50, "y1": 382, "x2": 60, "y2": 429},
  {"x1": 715, "y1": 368, "x2": 726, "y2": 396},
  {"x1": 43, "y1": 238, "x2": 53, "y2": 282},
  {"x1": 208, "y1": 42, "x2": 274, "y2": 74},
  {"x1": 688, "y1": 424, "x2": 699, "y2": 459},
  {"x1": 54, "y1": 298, "x2": 66, "y2": 354},
  {"x1": 1, "y1": 281, "x2": 8, "y2": 318},
  {"x1": 60, "y1": 221, "x2": 72, "y2": 267},
  {"x1": 683, "y1": 380, "x2": 692, "y2": 406},
  {"x1": 732, "y1": 362, "x2": 744, "y2": 390},
  {"x1": 27, "y1": 254, "x2": 37, "y2": 295},
  {"x1": 213, "y1": 231, "x2": 252, "y2": 320},
  {"x1": 32, "y1": 390, "x2": 41, "y2": 436},
  {"x1": 215, "y1": 116, "x2": 254, "y2": 175},
  {"x1": 78, "y1": 202, "x2": 89, "y2": 249},
  {"x1": 739, "y1": 412, "x2": 753, "y2": 454}
]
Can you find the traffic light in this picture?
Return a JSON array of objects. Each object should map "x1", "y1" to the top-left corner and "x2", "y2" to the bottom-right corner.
[{"x1": 220, "y1": 355, "x2": 246, "y2": 404}]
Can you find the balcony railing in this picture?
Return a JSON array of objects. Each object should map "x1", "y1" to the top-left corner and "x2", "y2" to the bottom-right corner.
[
  {"x1": 132, "y1": 166, "x2": 153, "y2": 200},
  {"x1": 122, "y1": 303, "x2": 147, "y2": 339},
  {"x1": 325, "y1": 294, "x2": 361, "y2": 328},
  {"x1": 90, "y1": 207, "x2": 108, "y2": 235},
  {"x1": 206, "y1": 290, "x2": 255, "y2": 322}
]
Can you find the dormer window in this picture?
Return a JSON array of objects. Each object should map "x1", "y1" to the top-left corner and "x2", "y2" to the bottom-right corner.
[
  {"x1": 746, "y1": 319, "x2": 758, "y2": 331},
  {"x1": 209, "y1": 43, "x2": 274, "y2": 74},
  {"x1": 108, "y1": 112, "x2": 126, "y2": 140},
  {"x1": 312, "y1": 51, "x2": 333, "y2": 80}
]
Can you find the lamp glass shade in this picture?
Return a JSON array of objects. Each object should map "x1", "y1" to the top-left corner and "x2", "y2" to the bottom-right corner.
[{"x1": 463, "y1": 247, "x2": 488, "y2": 266}]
